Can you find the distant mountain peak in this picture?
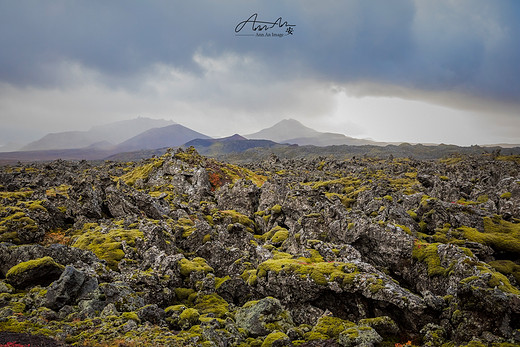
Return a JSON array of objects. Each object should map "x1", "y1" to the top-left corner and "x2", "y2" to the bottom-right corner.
[
  {"x1": 245, "y1": 119, "x2": 319, "y2": 142},
  {"x1": 222, "y1": 134, "x2": 247, "y2": 141}
]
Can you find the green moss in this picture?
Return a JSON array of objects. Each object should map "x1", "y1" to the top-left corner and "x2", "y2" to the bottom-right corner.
[
  {"x1": 459, "y1": 217, "x2": 520, "y2": 254},
  {"x1": 259, "y1": 225, "x2": 287, "y2": 242},
  {"x1": 165, "y1": 304, "x2": 187, "y2": 314},
  {"x1": 271, "y1": 229, "x2": 289, "y2": 244},
  {"x1": 218, "y1": 210, "x2": 257, "y2": 230},
  {"x1": 0, "y1": 190, "x2": 34, "y2": 200},
  {"x1": 303, "y1": 331, "x2": 329, "y2": 341},
  {"x1": 271, "y1": 204, "x2": 282, "y2": 214},
  {"x1": 368, "y1": 278, "x2": 385, "y2": 293},
  {"x1": 383, "y1": 195, "x2": 393, "y2": 202},
  {"x1": 6, "y1": 256, "x2": 64, "y2": 278},
  {"x1": 215, "y1": 275, "x2": 230, "y2": 289},
  {"x1": 73, "y1": 224, "x2": 143, "y2": 270},
  {"x1": 324, "y1": 192, "x2": 355, "y2": 208},
  {"x1": 261, "y1": 331, "x2": 289, "y2": 347},
  {"x1": 501, "y1": 192, "x2": 512, "y2": 199},
  {"x1": 178, "y1": 257, "x2": 213, "y2": 277},
  {"x1": 121, "y1": 311, "x2": 140, "y2": 323},
  {"x1": 179, "y1": 308, "x2": 200, "y2": 326},
  {"x1": 395, "y1": 224, "x2": 412, "y2": 235},
  {"x1": 484, "y1": 268, "x2": 520, "y2": 295},
  {"x1": 412, "y1": 242, "x2": 450, "y2": 277},
  {"x1": 257, "y1": 256, "x2": 358, "y2": 287},
  {"x1": 439, "y1": 157, "x2": 463, "y2": 165},
  {"x1": 194, "y1": 294, "x2": 229, "y2": 318},
  {"x1": 313, "y1": 315, "x2": 355, "y2": 338},
  {"x1": 118, "y1": 159, "x2": 164, "y2": 186},
  {"x1": 488, "y1": 260, "x2": 520, "y2": 284},
  {"x1": 477, "y1": 195, "x2": 489, "y2": 203},
  {"x1": 174, "y1": 287, "x2": 195, "y2": 301}
]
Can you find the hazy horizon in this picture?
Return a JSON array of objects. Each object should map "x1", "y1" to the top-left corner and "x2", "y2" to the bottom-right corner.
[{"x1": 1, "y1": 1, "x2": 519, "y2": 147}]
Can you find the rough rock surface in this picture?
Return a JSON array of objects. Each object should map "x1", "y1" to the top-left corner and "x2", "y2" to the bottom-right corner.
[{"x1": 0, "y1": 148, "x2": 519, "y2": 346}]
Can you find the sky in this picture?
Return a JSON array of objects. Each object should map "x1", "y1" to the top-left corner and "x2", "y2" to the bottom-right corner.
[{"x1": 1, "y1": 1, "x2": 520, "y2": 147}]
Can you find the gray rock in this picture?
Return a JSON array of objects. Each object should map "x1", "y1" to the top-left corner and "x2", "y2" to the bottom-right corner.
[
  {"x1": 235, "y1": 297, "x2": 294, "y2": 337},
  {"x1": 44, "y1": 265, "x2": 98, "y2": 311}
]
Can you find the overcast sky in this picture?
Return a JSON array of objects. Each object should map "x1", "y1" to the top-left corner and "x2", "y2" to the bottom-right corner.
[{"x1": 1, "y1": 1, "x2": 519, "y2": 146}]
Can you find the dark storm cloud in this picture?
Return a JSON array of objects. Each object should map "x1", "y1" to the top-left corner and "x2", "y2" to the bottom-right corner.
[{"x1": 0, "y1": 1, "x2": 519, "y2": 103}]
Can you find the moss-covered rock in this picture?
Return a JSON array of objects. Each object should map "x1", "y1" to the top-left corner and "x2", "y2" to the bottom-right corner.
[
  {"x1": 6, "y1": 256, "x2": 64, "y2": 288},
  {"x1": 261, "y1": 331, "x2": 291, "y2": 346},
  {"x1": 338, "y1": 325, "x2": 382, "y2": 346},
  {"x1": 178, "y1": 257, "x2": 214, "y2": 277},
  {"x1": 178, "y1": 308, "x2": 200, "y2": 329},
  {"x1": 236, "y1": 297, "x2": 294, "y2": 337}
]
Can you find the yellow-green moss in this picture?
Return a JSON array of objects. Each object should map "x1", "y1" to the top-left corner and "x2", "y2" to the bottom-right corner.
[
  {"x1": 0, "y1": 190, "x2": 34, "y2": 200},
  {"x1": 488, "y1": 260, "x2": 520, "y2": 284},
  {"x1": 6, "y1": 256, "x2": 64, "y2": 278},
  {"x1": 303, "y1": 331, "x2": 329, "y2": 341},
  {"x1": 194, "y1": 294, "x2": 229, "y2": 318},
  {"x1": 215, "y1": 275, "x2": 230, "y2": 289},
  {"x1": 121, "y1": 311, "x2": 140, "y2": 323},
  {"x1": 440, "y1": 157, "x2": 463, "y2": 165},
  {"x1": 179, "y1": 308, "x2": 200, "y2": 325},
  {"x1": 257, "y1": 257, "x2": 358, "y2": 287},
  {"x1": 218, "y1": 210, "x2": 257, "y2": 230},
  {"x1": 271, "y1": 229, "x2": 289, "y2": 244},
  {"x1": 459, "y1": 217, "x2": 520, "y2": 254},
  {"x1": 178, "y1": 257, "x2": 213, "y2": 277},
  {"x1": 412, "y1": 242, "x2": 450, "y2": 277},
  {"x1": 118, "y1": 159, "x2": 164, "y2": 186},
  {"x1": 313, "y1": 315, "x2": 355, "y2": 338},
  {"x1": 500, "y1": 192, "x2": 512, "y2": 199},
  {"x1": 271, "y1": 204, "x2": 282, "y2": 214},
  {"x1": 261, "y1": 331, "x2": 289, "y2": 347},
  {"x1": 241, "y1": 270, "x2": 258, "y2": 286},
  {"x1": 73, "y1": 224, "x2": 143, "y2": 270}
]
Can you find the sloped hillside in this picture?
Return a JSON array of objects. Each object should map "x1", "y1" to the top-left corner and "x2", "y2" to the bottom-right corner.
[{"x1": 0, "y1": 149, "x2": 519, "y2": 346}]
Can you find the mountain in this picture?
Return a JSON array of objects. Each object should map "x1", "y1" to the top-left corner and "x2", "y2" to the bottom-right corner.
[
  {"x1": 245, "y1": 119, "x2": 319, "y2": 143},
  {"x1": 245, "y1": 118, "x2": 380, "y2": 146},
  {"x1": 21, "y1": 117, "x2": 175, "y2": 151},
  {"x1": 284, "y1": 133, "x2": 378, "y2": 146},
  {"x1": 115, "y1": 124, "x2": 212, "y2": 152},
  {"x1": 184, "y1": 134, "x2": 279, "y2": 156}
]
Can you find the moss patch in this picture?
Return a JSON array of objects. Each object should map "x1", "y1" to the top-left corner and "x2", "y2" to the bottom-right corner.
[
  {"x1": 178, "y1": 257, "x2": 214, "y2": 277},
  {"x1": 73, "y1": 223, "x2": 143, "y2": 270},
  {"x1": 412, "y1": 242, "x2": 451, "y2": 277}
]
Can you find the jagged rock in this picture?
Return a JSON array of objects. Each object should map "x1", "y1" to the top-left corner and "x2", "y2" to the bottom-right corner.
[
  {"x1": 6, "y1": 256, "x2": 64, "y2": 288},
  {"x1": 44, "y1": 265, "x2": 99, "y2": 311},
  {"x1": 99, "y1": 281, "x2": 144, "y2": 312},
  {"x1": 337, "y1": 325, "x2": 382, "y2": 347},
  {"x1": 236, "y1": 297, "x2": 295, "y2": 337},
  {"x1": 0, "y1": 243, "x2": 101, "y2": 276},
  {"x1": 1, "y1": 149, "x2": 520, "y2": 346},
  {"x1": 137, "y1": 304, "x2": 165, "y2": 325}
]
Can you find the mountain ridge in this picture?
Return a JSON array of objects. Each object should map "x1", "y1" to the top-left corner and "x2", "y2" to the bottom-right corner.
[{"x1": 20, "y1": 117, "x2": 175, "y2": 151}]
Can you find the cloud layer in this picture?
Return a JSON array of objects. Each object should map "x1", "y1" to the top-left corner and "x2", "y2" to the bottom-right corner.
[{"x1": 1, "y1": 1, "x2": 519, "y2": 145}]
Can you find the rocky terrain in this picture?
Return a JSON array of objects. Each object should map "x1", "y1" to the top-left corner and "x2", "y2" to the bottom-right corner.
[{"x1": 1, "y1": 148, "x2": 520, "y2": 346}]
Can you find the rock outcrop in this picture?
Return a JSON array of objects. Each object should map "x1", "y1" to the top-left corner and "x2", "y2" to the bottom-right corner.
[{"x1": 0, "y1": 148, "x2": 519, "y2": 346}]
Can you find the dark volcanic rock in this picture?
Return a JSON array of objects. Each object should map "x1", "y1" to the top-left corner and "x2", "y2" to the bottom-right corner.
[
  {"x1": 0, "y1": 149, "x2": 519, "y2": 346},
  {"x1": 5, "y1": 256, "x2": 64, "y2": 288}
]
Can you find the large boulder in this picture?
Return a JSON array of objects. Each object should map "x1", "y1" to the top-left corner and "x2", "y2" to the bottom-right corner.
[
  {"x1": 44, "y1": 265, "x2": 98, "y2": 311},
  {"x1": 6, "y1": 256, "x2": 64, "y2": 289}
]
